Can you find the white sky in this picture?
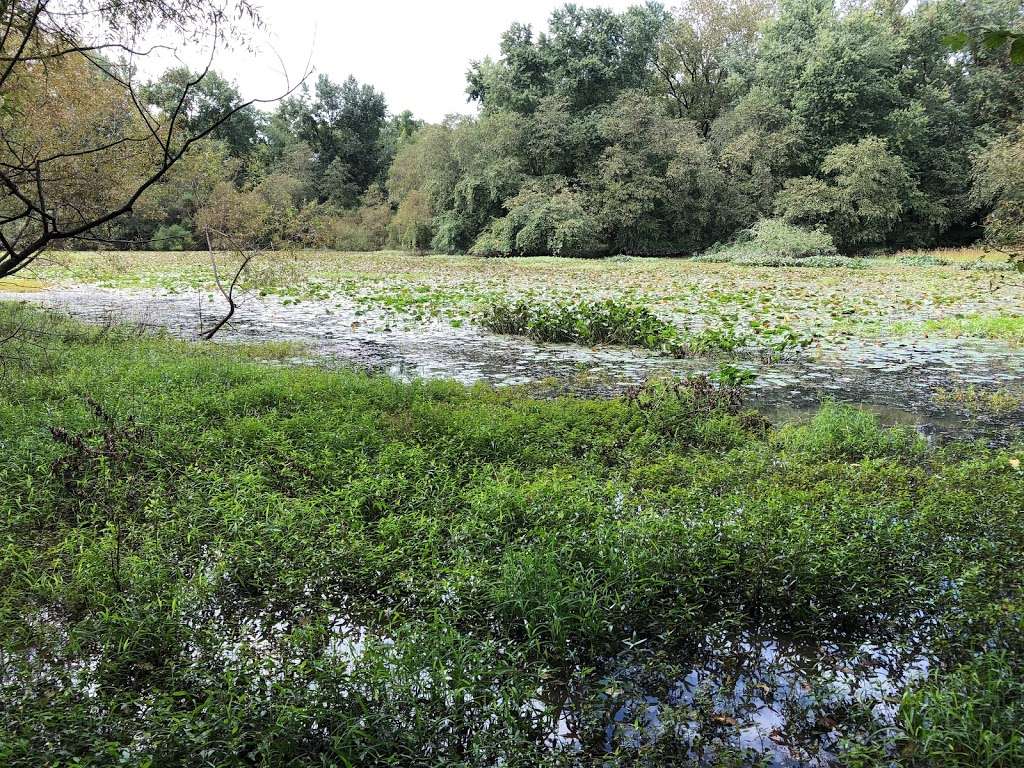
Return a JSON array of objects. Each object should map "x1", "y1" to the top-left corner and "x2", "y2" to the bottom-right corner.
[{"x1": 182, "y1": 0, "x2": 637, "y2": 122}]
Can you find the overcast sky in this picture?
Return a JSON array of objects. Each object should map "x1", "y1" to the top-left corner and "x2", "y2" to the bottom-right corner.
[{"x1": 184, "y1": 0, "x2": 637, "y2": 122}]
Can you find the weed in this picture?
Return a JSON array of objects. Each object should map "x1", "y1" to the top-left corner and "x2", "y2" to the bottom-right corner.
[
  {"x1": 1, "y1": 307, "x2": 1023, "y2": 765},
  {"x1": 479, "y1": 298, "x2": 746, "y2": 358}
]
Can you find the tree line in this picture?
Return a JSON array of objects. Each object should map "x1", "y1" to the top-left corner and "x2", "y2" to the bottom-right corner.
[{"x1": 95, "y1": 0, "x2": 1024, "y2": 256}]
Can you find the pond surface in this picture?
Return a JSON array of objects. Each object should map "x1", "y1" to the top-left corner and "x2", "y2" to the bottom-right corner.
[{"x1": 3, "y1": 283, "x2": 1023, "y2": 444}]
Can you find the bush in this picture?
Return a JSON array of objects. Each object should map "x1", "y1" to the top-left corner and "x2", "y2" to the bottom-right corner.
[
  {"x1": 326, "y1": 201, "x2": 393, "y2": 251},
  {"x1": 151, "y1": 224, "x2": 195, "y2": 251},
  {"x1": 704, "y1": 217, "x2": 839, "y2": 264},
  {"x1": 470, "y1": 185, "x2": 604, "y2": 257}
]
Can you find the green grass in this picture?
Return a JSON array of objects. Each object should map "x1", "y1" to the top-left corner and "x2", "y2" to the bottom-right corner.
[
  {"x1": 920, "y1": 314, "x2": 1024, "y2": 345},
  {"x1": 0, "y1": 303, "x2": 1022, "y2": 766}
]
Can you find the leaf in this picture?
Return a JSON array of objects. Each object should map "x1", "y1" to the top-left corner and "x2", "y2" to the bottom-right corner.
[
  {"x1": 1011, "y1": 36, "x2": 1024, "y2": 65},
  {"x1": 942, "y1": 32, "x2": 969, "y2": 51},
  {"x1": 983, "y1": 30, "x2": 1010, "y2": 50}
]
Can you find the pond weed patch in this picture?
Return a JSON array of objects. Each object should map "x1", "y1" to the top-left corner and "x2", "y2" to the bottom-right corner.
[{"x1": 0, "y1": 305, "x2": 1022, "y2": 766}]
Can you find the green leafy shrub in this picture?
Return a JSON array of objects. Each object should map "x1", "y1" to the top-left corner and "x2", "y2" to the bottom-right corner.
[
  {"x1": 891, "y1": 253, "x2": 954, "y2": 267},
  {"x1": 151, "y1": 224, "x2": 195, "y2": 251},
  {"x1": 470, "y1": 186, "x2": 603, "y2": 257},
  {"x1": 703, "y1": 218, "x2": 840, "y2": 263}
]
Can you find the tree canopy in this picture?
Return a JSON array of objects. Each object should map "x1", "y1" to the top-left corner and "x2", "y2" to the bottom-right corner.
[{"x1": 27, "y1": 0, "x2": 1024, "y2": 258}]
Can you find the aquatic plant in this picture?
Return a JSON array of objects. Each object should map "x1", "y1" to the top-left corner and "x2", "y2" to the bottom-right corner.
[
  {"x1": 0, "y1": 305, "x2": 1022, "y2": 766},
  {"x1": 478, "y1": 297, "x2": 746, "y2": 358}
]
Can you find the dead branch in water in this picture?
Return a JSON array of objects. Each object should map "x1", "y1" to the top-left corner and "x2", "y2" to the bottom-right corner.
[{"x1": 199, "y1": 228, "x2": 256, "y2": 341}]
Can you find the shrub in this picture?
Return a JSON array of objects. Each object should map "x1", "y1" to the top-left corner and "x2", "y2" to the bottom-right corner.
[
  {"x1": 151, "y1": 224, "x2": 194, "y2": 251},
  {"x1": 326, "y1": 201, "x2": 393, "y2": 251},
  {"x1": 479, "y1": 298, "x2": 683, "y2": 353},
  {"x1": 389, "y1": 190, "x2": 433, "y2": 250},
  {"x1": 470, "y1": 185, "x2": 603, "y2": 257},
  {"x1": 891, "y1": 253, "x2": 953, "y2": 267},
  {"x1": 776, "y1": 137, "x2": 920, "y2": 251},
  {"x1": 704, "y1": 218, "x2": 839, "y2": 263}
]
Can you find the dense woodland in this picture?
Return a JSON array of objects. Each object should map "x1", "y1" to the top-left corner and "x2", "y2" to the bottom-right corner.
[{"x1": 91, "y1": 0, "x2": 1024, "y2": 256}]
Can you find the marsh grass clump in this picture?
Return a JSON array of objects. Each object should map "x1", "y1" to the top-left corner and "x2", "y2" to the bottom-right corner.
[
  {"x1": 846, "y1": 652, "x2": 1024, "y2": 768},
  {"x1": 891, "y1": 253, "x2": 954, "y2": 267},
  {"x1": 478, "y1": 297, "x2": 747, "y2": 357},
  {"x1": 772, "y1": 401, "x2": 925, "y2": 461},
  {"x1": 921, "y1": 314, "x2": 1024, "y2": 345},
  {"x1": 933, "y1": 385, "x2": 1024, "y2": 414},
  {"x1": 2, "y1": 306, "x2": 1024, "y2": 767}
]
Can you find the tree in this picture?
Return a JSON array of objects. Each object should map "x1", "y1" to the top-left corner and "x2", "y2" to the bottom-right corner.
[
  {"x1": 776, "y1": 137, "x2": 919, "y2": 251},
  {"x1": 135, "y1": 139, "x2": 238, "y2": 235},
  {"x1": 269, "y1": 74, "x2": 389, "y2": 206},
  {"x1": 143, "y1": 68, "x2": 261, "y2": 158},
  {"x1": 972, "y1": 128, "x2": 1024, "y2": 246},
  {"x1": 467, "y1": 3, "x2": 669, "y2": 114},
  {"x1": 0, "y1": 0, "x2": 292, "y2": 277},
  {"x1": 653, "y1": 0, "x2": 773, "y2": 134}
]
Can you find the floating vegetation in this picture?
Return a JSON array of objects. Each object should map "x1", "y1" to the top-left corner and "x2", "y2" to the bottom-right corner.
[
  {"x1": 933, "y1": 384, "x2": 1024, "y2": 414},
  {"x1": 0, "y1": 277, "x2": 45, "y2": 292},
  {"x1": 921, "y1": 314, "x2": 1024, "y2": 345},
  {"x1": 478, "y1": 297, "x2": 747, "y2": 358}
]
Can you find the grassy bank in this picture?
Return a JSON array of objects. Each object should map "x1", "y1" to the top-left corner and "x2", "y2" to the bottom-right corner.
[{"x1": 1, "y1": 303, "x2": 1022, "y2": 766}]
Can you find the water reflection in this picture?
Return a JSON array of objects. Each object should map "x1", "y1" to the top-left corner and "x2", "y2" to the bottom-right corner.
[{"x1": 3, "y1": 285, "x2": 1022, "y2": 444}]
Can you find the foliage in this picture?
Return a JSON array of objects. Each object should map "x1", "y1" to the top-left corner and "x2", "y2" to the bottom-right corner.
[
  {"x1": 777, "y1": 137, "x2": 920, "y2": 252},
  {"x1": 972, "y1": 127, "x2": 1024, "y2": 246},
  {"x1": 847, "y1": 653, "x2": 1024, "y2": 768},
  {"x1": 470, "y1": 182, "x2": 602, "y2": 257},
  {"x1": 709, "y1": 217, "x2": 838, "y2": 261},
  {"x1": 0, "y1": 0, "x2": 263, "y2": 275},
  {"x1": 478, "y1": 297, "x2": 751, "y2": 358},
  {"x1": 151, "y1": 224, "x2": 195, "y2": 251},
  {"x1": 1, "y1": 306, "x2": 1023, "y2": 765},
  {"x1": 39, "y1": 0, "x2": 1024, "y2": 257}
]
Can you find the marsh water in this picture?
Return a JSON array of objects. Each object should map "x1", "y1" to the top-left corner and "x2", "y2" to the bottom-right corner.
[
  {"x1": 5, "y1": 283, "x2": 1023, "y2": 444},
  {"x1": 4, "y1": 282, "x2": 1013, "y2": 766}
]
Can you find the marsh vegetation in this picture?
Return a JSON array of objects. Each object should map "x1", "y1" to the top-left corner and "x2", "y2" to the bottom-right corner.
[
  {"x1": 3, "y1": 0, "x2": 1024, "y2": 765},
  {"x1": 1, "y1": 304, "x2": 1023, "y2": 767}
]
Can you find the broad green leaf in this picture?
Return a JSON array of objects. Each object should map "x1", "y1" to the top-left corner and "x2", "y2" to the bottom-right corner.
[
  {"x1": 983, "y1": 30, "x2": 1010, "y2": 50},
  {"x1": 942, "y1": 32, "x2": 969, "y2": 51},
  {"x1": 1011, "y1": 36, "x2": 1024, "y2": 64}
]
